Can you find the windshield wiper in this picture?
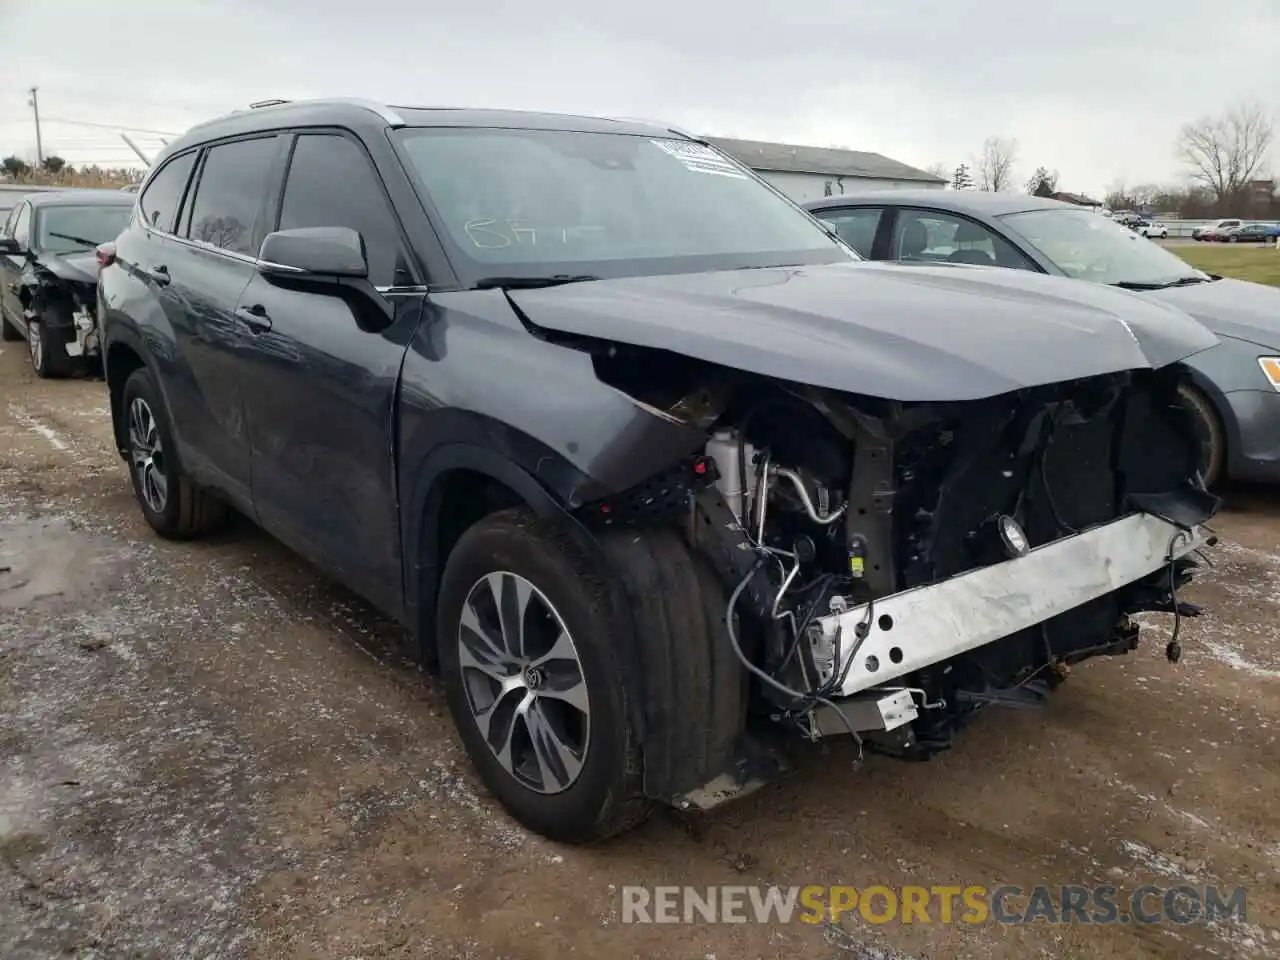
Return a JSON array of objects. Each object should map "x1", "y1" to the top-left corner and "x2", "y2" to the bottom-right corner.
[
  {"x1": 48, "y1": 231, "x2": 104, "y2": 249},
  {"x1": 472, "y1": 274, "x2": 600, "y2": 290},
  {"x1": 1111, "y1": 275, "x2": 1214, "y2": 291}
]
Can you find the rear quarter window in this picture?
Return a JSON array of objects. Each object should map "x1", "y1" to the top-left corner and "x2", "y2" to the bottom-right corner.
[{"x1": 139, "y1": 151, "x2": 197, "y2": 233}]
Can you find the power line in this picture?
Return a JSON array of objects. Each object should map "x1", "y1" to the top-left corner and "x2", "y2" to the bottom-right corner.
[{"x1": 39, "y1": 116, "x2": 184, "y2": 137}]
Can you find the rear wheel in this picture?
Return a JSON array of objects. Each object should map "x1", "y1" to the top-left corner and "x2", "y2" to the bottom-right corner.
[
  {"x1": 1177, "y1": 382, "x2": 1225, "y2": 488},
  {"x1": 120, "y1": 366, "x2": 230, "y2": 539}
]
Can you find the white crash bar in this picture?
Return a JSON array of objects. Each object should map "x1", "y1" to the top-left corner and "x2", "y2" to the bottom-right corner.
[{"x1": 815, "y1": 513, "x2": 1205, "y2": 697}]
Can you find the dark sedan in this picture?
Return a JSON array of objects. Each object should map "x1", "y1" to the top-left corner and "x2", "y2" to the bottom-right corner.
[
  {"x1": 806, "y1": 190, "x2": 1280, "y2": 485},
  {"x1": 0, "y1": 189, "x2": 133, "y2": 377},
  {"x1": 1222, "y1": 223, "x2": 1280, "y2": 243}
]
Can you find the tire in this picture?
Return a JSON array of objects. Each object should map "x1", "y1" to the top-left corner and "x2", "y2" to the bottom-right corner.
[
  {"x1": 119, "y1": 366, "x2": 230, "y2": 539},
  {"x1": 436, "y1": 509, "x2": 745, "y2": 844},
  {"x1": 0, "y1": 313, "x2": 19, "y2": 341},
  {"x1": 1229, "y1": 235, "x2": 1238, "y2": 243},
  {"x1": 1177, "y1": 382, "x2": 1226, "y2": 488},
  {"x1": 27, "y1": 309, "x2": 76, "y2": 379}
]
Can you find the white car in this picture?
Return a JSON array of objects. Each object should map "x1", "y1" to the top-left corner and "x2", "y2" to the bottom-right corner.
[{"x1": 1140, "y1": 222, "x2": 1168, "y2": 239}]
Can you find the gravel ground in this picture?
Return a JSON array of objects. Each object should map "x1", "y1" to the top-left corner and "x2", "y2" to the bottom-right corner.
[{"x1": 1, "y1": 343, "x2": 1277, "y2": 959}]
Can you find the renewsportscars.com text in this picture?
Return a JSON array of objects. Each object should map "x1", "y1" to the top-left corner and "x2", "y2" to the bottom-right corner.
[{"x1": 620, "y1": 884, "x2": 1247, "y2": 926}]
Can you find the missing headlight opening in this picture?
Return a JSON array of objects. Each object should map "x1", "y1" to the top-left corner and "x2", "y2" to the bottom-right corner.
[{"x1": 580, "y1": 361, "x2": 1218, "y2": 766}]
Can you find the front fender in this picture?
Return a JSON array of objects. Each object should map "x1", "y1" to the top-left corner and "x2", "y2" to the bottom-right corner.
[{"x1": 401, "y1": 436, "x2": 611, "y2": 660}]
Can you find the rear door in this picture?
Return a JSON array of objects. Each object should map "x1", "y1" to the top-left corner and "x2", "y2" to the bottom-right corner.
[
  {"x1": 1, "y1": 202, "x2": 31, "y2": 330},
  {"x1": 149, "y1": 135, "x2": 284, "y2": 507},
  {"x1": 233, "y1": 129, "x2": 424, "y2": 615}
]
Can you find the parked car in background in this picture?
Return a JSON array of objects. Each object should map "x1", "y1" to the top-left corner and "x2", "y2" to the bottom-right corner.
[
  {"x1": 99, "y1": 99, "x2": 1216, "y2": 843},
  {"x1": 0, "y1": 188, "x2": 134, "y2": 377},
  {"x1": 1192, "y1": 219, "x2": 1242, "y2": 241},
  {"x1": 1140, "y1": 221, "x2": 1169, "y2": 239},
  {"x1": 1222, "y1": 223, "x2": 1280, "y2": 243},
  {"x1": 806, "y1": 190, "x2": 1280, "y2": 486}
]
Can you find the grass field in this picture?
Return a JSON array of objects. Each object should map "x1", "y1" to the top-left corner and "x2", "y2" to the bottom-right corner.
[{"x1": 1175, "y1": 244, "x2": 1280, "y2": 287}]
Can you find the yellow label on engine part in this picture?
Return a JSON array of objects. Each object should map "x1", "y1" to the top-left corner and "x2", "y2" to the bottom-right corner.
[{"x1": 849, "y1": 556, "x2": 864, "y2": 577}]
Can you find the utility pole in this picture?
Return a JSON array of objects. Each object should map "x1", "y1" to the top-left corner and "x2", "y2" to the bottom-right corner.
[{"x1": 28, "y1": 87, "x2": 43, "y2": 164}]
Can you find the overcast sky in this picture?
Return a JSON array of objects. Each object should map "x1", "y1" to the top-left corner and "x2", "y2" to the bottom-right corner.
[{"x1": 1, "y1": 0, "x2": 1277, "y2": 198}]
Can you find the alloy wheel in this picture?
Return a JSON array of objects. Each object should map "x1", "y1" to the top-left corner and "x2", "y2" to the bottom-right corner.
[
  {"x1": 128, "y1": 397, "x2": 168, "y2": 513},
  {"x1": 456, "y1": 571, "x2": 591, "y2": 794}
]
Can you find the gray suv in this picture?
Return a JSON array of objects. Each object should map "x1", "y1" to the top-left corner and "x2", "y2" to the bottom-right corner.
[{"x1": 98, "y1": 98, "x2": 1218, "y2": 843}]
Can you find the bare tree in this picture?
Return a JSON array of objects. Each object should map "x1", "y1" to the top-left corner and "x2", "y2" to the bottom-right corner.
[
  {"x1": 974, "y1": 136, "x2": 1019, "y2": 192},
  {"x1": 924, "y1": 161, "x2": 949, "y2": 181},
  {"x1": 1176, "y1": 101, "x2": 1275, "y2": 203}
]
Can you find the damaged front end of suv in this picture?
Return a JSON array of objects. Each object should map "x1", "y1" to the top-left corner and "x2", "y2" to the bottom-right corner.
[{"x1": 501, "y1": 260, "x2": 1221, "y2": 810}]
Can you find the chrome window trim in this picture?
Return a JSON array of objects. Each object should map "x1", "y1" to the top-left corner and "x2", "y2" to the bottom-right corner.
[
  {"x1": 139, "y1": 221, "x2": 427, "y2": 291},
  {"x1": 139, "y1": 219, "x2": 259, "y2": 265}
]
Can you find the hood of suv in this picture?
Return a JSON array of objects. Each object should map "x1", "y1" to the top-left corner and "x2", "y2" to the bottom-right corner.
[{"x1": 507, "y1": 260, "x2": 1219, "y2": 402}]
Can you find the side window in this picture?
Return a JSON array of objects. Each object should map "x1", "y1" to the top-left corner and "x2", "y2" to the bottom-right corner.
[
  {"x1": 12, "y1": 203, "x2": 31, "y2": 247},
  {"x1": 277, "y1": 134, "x2": 411, "y2": 287},
  {"x1": 185, "y1": 137, "x2": 280, "y2": 256},
  {"x1": 814, "y1": 207, "x2": 883, "y2": 258},
  {"x1": 1, "y1": 204, "x2": 18, "y2": 238},
  {"x1": 891, "y1": 209, "x2": 1035, "y2": 270},
  {"x1": 139, "y1": 151, "x2": 196, "y2": 233}
]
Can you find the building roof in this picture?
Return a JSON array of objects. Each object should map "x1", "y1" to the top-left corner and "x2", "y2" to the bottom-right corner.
[
  {"x1": 23, "y1": 188, "x2": 136, "y2": 208},
  {"x1": 703, "y1": 136, "x2": 946, "y2": 184},
  {"x1": 1048, "y1": 190, "x2": 1101, "y2": 207},
  {"x1": 804, "y1": 188, "x2": 1074, "y2": 217}
]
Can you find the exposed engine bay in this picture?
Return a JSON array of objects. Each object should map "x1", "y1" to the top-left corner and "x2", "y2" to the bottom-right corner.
[{"x1": 576, "y1": 355, "x2": 1220, "y2": 763}]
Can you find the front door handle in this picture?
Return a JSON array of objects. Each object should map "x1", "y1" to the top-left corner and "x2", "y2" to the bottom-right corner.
[
  {"x1": 234, "y1": 304, "x2": 272, "y2": 333},
  {"x1": 144, "y1": 264, "x2": 170, "y2": 287}
]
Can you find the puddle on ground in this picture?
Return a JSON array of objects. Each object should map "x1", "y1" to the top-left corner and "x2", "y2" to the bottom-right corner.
[{"x1": 0, "y1": 513, "x2": 125, "y2": 610}]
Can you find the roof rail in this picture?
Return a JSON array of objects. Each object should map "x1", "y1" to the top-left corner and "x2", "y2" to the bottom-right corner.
[
  {"x1": 321, "y1": 98, "x2": 407, "y2": 127},
  {"x1": 185, "y1": 97, "x2": 408, "y2": 136},
  {"x1": 608, "y1": 116, "x2": 698, "y2": 140}
]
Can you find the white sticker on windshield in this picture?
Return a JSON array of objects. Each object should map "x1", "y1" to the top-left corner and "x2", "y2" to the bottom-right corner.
[{"x1": 650, "y1": 139, "x2": 750, "y2": 179}]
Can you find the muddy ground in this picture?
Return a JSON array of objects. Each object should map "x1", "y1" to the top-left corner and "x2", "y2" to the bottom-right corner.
[{"x1": 0, "y1": 342, "x2": 1277, "y2": 960}]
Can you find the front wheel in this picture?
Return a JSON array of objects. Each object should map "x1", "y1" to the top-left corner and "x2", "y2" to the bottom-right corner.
[
  {"x1": 1177, "y1": 382, "x2": 1226, "y2": 488},
  {"x1": 27, "y1": 311, "x2": 76, "y2": 379},
  {"x1": 119, "y1": 366, "x2": 230, "y2": 539},
  {"x1": 436, "y1": 509, "x2": 651, "y2": 843},
  {"x1": 436, "y1": 510, "x2": 746, "y2": 843}
]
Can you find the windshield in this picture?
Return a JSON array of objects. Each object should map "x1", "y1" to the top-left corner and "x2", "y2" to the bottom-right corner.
[
  {"x1": 36, "y1": 204, "x2": 131, "y2": 254},
  {"x1": 999, "y1": 207, "x2": 1206, "y2": 287},
  {"x1": 394, "y1": 127, "x2": 853, "y2": 283}
]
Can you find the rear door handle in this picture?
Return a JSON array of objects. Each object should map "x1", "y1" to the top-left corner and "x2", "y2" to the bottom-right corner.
[
  {"x1": 234, "y1": 304, "x2": 272, "y2": 333},
  {"x1": 144, "y1": 264, "x2": 170, "y2": 286}
]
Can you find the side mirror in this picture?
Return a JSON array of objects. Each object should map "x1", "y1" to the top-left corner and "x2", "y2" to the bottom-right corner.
[
  {"x1": 257, "y1": 226, "x2": 368, "y2": 280},
  {"x1": 0, "y1": 236, "x2": 21, "y2": 255}
]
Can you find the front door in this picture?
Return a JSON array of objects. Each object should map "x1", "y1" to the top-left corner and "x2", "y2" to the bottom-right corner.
[{"x1": 235, "y1": 130, "x2": 425, "y2": 617}]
